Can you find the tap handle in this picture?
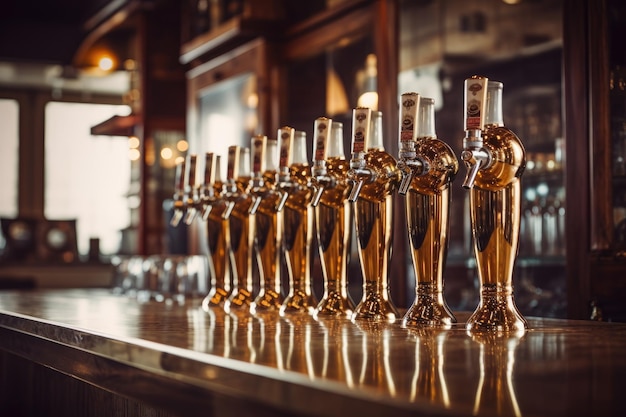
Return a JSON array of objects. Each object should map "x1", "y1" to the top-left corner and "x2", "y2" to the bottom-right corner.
[
  {"x1": 174, "y1": 157, "x2": 186, "y2": 195},
  {"x1": 170, "y1": 210, "x2": 184, "y2": 227},
  {"x1": 348, "y1": 179, "x2": 364, "y2": 202},
  {"x1": 201, "y1": 203, "x2": 213, "y2": 221},
  {"x1": 461, "y1": 150, "x2": 482, "y2": 189},
  {"x1": 311, "y1": 185, "x2": 324, "y2": 207},
  {"x1": 398, "y1": 169, "x2": 413, "y2": 195},
  {"x1": 276, "y1": 190, "x2": 289, "y2": 212},
  {"x1": 222, "y1": 200, "x2": 236, "y2": 219},
  {"x1": 183, "y1": 207, "x2": 198, "y2": 225},
  {"x1": 249, "y1": 195, "x2": 262, "y2": 215}
]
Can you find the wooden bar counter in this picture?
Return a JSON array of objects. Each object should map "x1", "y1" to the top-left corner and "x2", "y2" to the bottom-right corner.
[{"x1": 1, "y1": 288, "x2": 625, "y2": 416}]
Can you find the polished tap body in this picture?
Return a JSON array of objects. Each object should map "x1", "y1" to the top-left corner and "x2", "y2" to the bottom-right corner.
[
  {"x1": 461, "y1": 77, "x2": 527, "y2": 334},
  {"x1": 397, "y1": 94, "x2": 459, "y2": 329},
  {"x1": 202, "y1": 154, "x2": 232, "y2": 310},
  {"x1": 311, "y1": 119, "x2": 355, "y2": 318},
  {"x1": 222, "y1": 146, "x2": 255, "y2": 313},
  {"x1": 279, "y1": 129, "x2": 318, "y2": 315},
  {"x1": 348, "y1": 108, "x2": 402, "y2": 323},
  {"x1": 249, "y1": 136, "x2": 285, "y2": 314}
]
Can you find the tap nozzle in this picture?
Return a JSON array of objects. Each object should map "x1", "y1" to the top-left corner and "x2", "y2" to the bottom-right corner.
[
  {"x1": 310, "y1": 161, "x2": 333, "y2": 207},
  {"x1": 347, "y1": 154, "x2": 373, "y2": 202},
  {"x1": 461, "y1": 130, "x2": 490, "y2": 189}
]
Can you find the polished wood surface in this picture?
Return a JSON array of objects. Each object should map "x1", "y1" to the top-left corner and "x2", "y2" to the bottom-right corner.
[{"x1": 1, "y1": 288, "x2": 625, "y2": 417}]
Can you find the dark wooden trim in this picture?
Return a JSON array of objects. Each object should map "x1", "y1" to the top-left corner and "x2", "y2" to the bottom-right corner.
[{"x1": 563, "y1": 0, "x2": 592, "y2": 319}]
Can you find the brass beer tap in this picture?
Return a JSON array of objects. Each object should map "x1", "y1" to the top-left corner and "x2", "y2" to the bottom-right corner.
[
  {"x1": 249, "y1": 135, "x2": 285, "y2": 314},
  {"x1": 397, "y1": 93, "x2": 458, "y2": 329},
  {"x1": 461, "y1": 76, "x2": 527, "y2": 334},
  {"x1": 347, "y1": 108, "x2": 402, "y2": 323},
  {"x1": 310, "y1": 118, "x2": 355, "y2": 319},
  {"x1": 279, "y1": 130, "x2": 318, "y2": 315},
  {"x1": 201, "y1": 153, "x2": 232, "y2": 310},
  {"x1": 222, "y1": 146, "x2": 256, "y2": 313}
]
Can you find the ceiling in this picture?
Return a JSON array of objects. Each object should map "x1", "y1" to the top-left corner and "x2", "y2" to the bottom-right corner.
[
  {"x1": 0, "y1": 0, "x2": 113, "y2": 65},
  {"x1": 0, "y1": 0, "x2": 132, "y2": 93}
]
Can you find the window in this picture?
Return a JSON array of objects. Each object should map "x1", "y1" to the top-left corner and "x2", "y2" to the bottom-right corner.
[
  {"x1": 0, "y1": 99, "x2": 19, "y2": 251},
  {"x1": 45, "y1": 102, "x2": 131, "y2": 256}
]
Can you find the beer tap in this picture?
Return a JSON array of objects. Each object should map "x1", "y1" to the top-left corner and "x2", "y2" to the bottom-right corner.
[
  {"x1": 279, "y1": 130, "x2": 318, "y2": 315},
  {"x1": 248, "y1": 135, "x2": 285, "y2": 314},
  {"x1": 311, "y1": 119, "x2": 356, "y2": 319},
  {"x1": 397, "y1": 93, "x2": 459, "y2": 329},
  {"x1": 222, "y1": 146, "x2": 256, "y2": 313},
  {"x1": 170, "y1": 157, "x2": 186, "y2": 227},
  {"x1": 461, "y1": 75, "x2": 527, "y2": 334},
  {"x1": 183, "y1": 154, "x2": 199, "y2": 225},
  {"x1": 201, "y1": 153, "x2": 233, "y2": 310},
  {"x1": 347, "y1": 108, "x2": 402, "y2": 323},
  {"x1": 309, "y1": 117, "x2": 334, "y2": 208},
  {"x1": 199, "y1": 152, "x2": 218, "y2": 221},
  {"x1": 275, "y1": 126, "x2": 296, "y2": 212}
]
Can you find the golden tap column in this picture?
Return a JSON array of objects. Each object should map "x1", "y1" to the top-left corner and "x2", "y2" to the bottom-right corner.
[
  {"x1": 310, "y1": 118, "x2": 355, "y2": 319},
  {"x1": 249, "y1": 135, "x2": 285, "y2": 314},
  {"x1": 460, "y1": 76, "x2": 527, "y2": 334},
  {"x1": 201, "y1": 153, "x2": 232, "y2": 310},
  {"x1": 397, "y1": 93, "x2": 458, "y2": 329},
  {"x1": 347, "y1": 108, "x2": 402, "y2": 323},
  {"x1": 222, "y1": 146, "x2": 256, "y2": 314},
  {"x1": 278, "y1": 128, "x2": 318, "y2": 315}
]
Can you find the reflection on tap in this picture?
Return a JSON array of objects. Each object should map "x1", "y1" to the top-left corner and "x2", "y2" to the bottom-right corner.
[
  {"x1": 223, "y1": 146, "x2": 256, "y2": 313},
  {"x1": 461, "y1": 76, "x2": 527, "y2": 334},
  {"x1": 202, "y1": 154, "x2": 232, "y2": 310},
  {"x1": 279, "y1": 129, "x2": 318, "y2": 315},
  {"x1": 354, "y1": 321, "x2": 397, "y2": 397},
  {"x1": 311, "y1": 118, "x2": 356, "y2": 319},
  {"x1": 397, "y1": 93, "x2": 458, "y2": 329},
  {"x1": 347, "y1": 108, "x2": 402, "y2": 323},
  {"x1": 249, "y1": 135, "x2": 285, "y2": 314},
  {"x1": 471, "y1": 332, "x2": 524, "y2": 417},
  {"x1": 315, "y1": 317, "x2": 358, "y2": 387},
  {"x1": 406, "y1": 328, "x2": 451, "y2": 407},
  {"x1": 281, "y1": 314, "x2": 318, "y2": 379}
]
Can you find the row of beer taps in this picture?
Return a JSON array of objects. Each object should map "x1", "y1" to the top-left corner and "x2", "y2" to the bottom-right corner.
[{"x1": 170, "y1": 75, "x2": 527, "y2": 334}]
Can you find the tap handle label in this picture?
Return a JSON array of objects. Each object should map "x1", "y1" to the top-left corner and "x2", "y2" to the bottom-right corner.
[
  {"x1": 400, "y1": 92, "x2": 420, "y2": 143},
  {"x1": 204, "y1": 152, "x2": 216, "y2": 185},
  {"x1": 251, "y1": 135, "x2": 267, "y2": 174},
  {"x1": 313, "y1": 117, "x2": 331, "y2": 161},
  {"x1": 185, "y1": 154, "x2": 197, "y2": 188},
  {"x1": 278, "y1": 126, "x2": 294, "y2": 168},
  {"x1": 175, "y1": 157, "x2": 186, "y2": 192},
  {"x1": 227, "y1": 146, "x2": 240, "y2": 180},
  {"x1": 351, "y1": 107, "x2": 371, "y2": 153},
  {"x1": 464, "y1": 75, "x2": 488, "y2": 131}
]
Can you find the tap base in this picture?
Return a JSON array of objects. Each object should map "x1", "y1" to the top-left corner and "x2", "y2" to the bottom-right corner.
[
  {"x1": 401, "y1": 291, "x2": 456, "y2": 329},
  {"x1": 250, "y1": 290, "x2": 284, "y2": 315},
  {"x1": 201, "y1": 287, "x2": 230, "y2": 311},
  {"x1": 280, "y1": 290, "x2": 317, "y2": 315},
  {"x1": 351, "y1": 292, "x2": 399, "y2": 323},
  {"x1": 224, "y1": 289, "x2": 254, "y2": 313},
  {"x1": 466, "y1": 285, "x2": 527, "y2": 334},
  {"x1": 313, "y1": 291, "x2": 355, "y2": 319}
]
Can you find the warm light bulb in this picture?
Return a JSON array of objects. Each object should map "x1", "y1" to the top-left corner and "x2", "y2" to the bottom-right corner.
[
  {"x1": 128, "y1": 136, "x2": 140, "y2": 149},
  {"x1": 176, "y1": 140, "x2": 188, "y2": 152},
  {"x1": 129, "y1": 148, "x2": 141, "y2": 161},
  {"x1": 161, "y1": 147, "x2": 173, "y2": 160},
  {"x1": 98, "y1": 56, "x2": 114, "y2": 71}
]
